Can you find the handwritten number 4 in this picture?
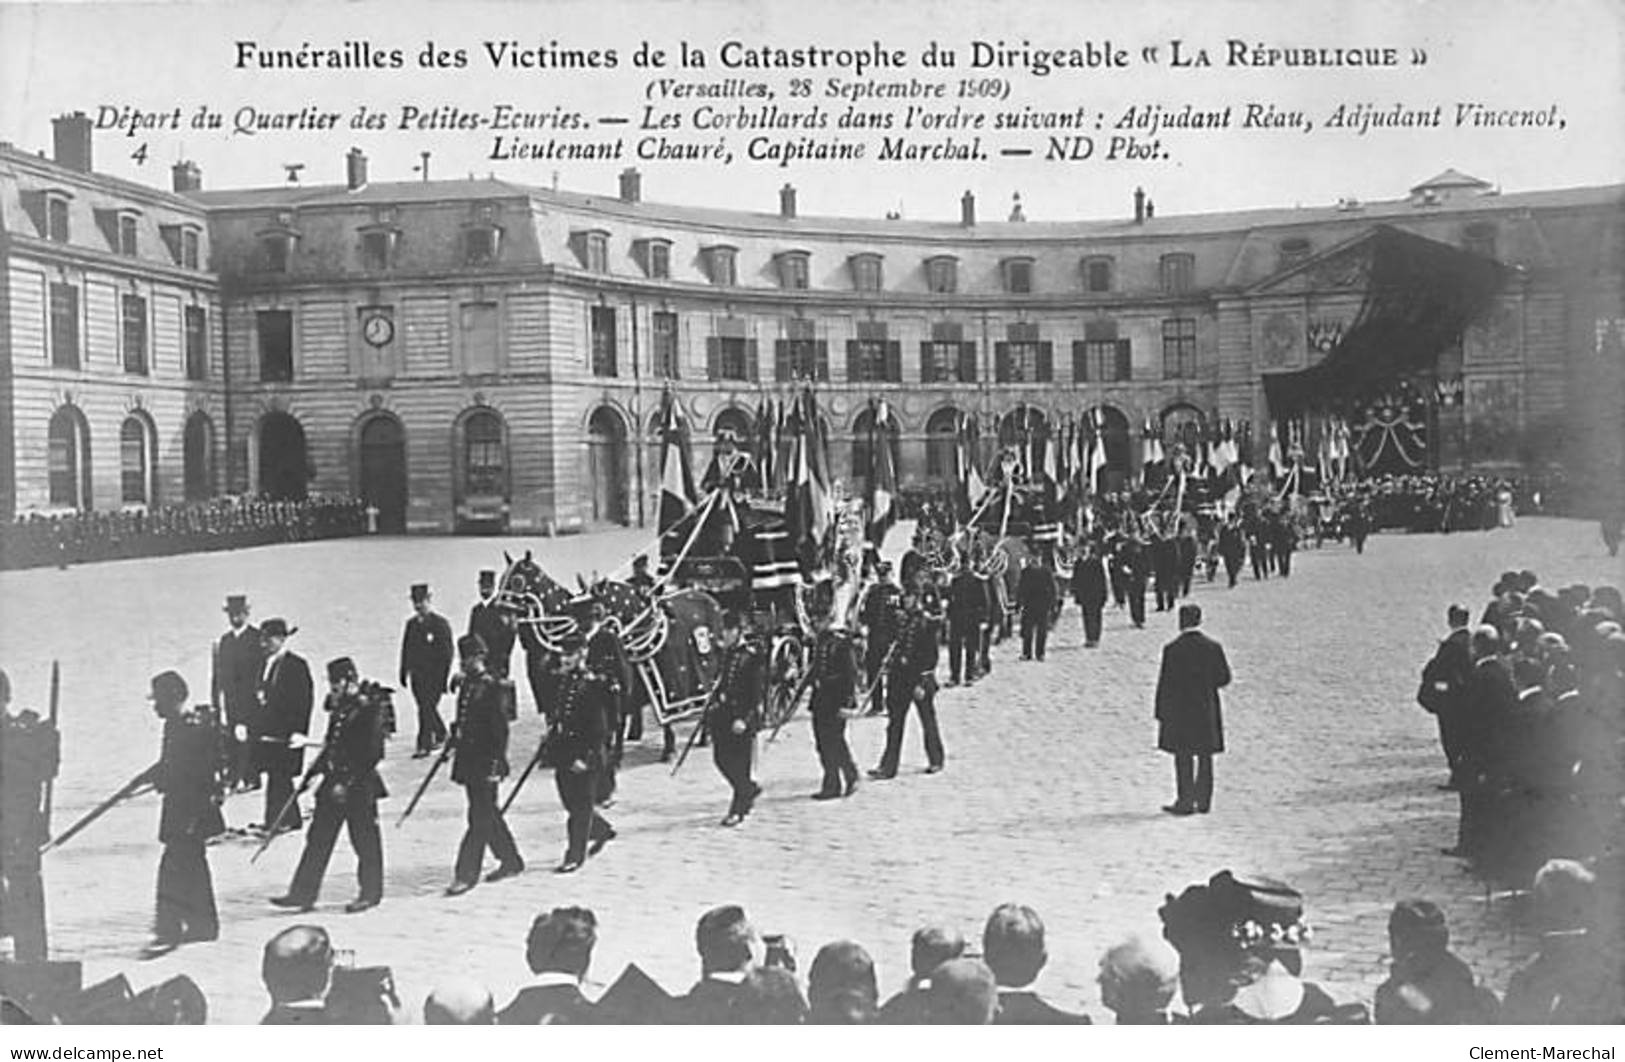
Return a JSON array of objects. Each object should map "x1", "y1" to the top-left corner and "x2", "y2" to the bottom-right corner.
[{"x1": 130, "y1": 143, "x2": 148, "y2": 166}]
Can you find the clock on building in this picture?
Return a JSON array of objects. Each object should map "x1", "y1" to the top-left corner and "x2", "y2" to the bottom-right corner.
[{"x1": 362, "y1": 312, "x2": 395, "y2": 348}]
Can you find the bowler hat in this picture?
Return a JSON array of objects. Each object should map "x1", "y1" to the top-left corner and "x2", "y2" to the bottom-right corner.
[
  {"x1": 326, "y1": 657, "x2": 358, "y2": 684},
  {"x1": 223, "y1": 594, "x2": 250, "y2": 613},
  {"x1": 261, "y1": 618, "x2": 296, "y2": 639},
  {"x1": 457, "y1": 633, "x2": 487, "y2": 658},
  {"x1": 410, "y1": 584, "x2": 431, "y2": 603},
  {"x1": 148, "y1": 670, "x2": 189, "y2": 704}
]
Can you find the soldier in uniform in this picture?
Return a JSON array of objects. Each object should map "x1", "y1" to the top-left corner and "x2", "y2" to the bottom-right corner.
[
  {"x1": 857, "y1": 561, "x2": 900, "y2": 714},
  {"x1": 468, "y1": 570, "x2": 518, "y2": 683},
  {"x1": 801, "y1": 609, "x2": 862, "y2": 800},
  {"x1": 709, "y1": 610, "x2": 765, "y2": 827},
  {"x1": 257, "y1": 618, "x2": 313, "y2": 834},
  {"x1": 140, "y1": 671, "x2": 224, "y2": 957},
  {"x1": 549, "y1": 634, "x2": 617, "y2": 873},
  {"x1": 1070, "y1": 541, "x2": 1109, "y2": 648},
  {"x1": 447, "y1": 634, "x2": 524, "y2": 895},
  {"x1": 947, "y1": 558, "x2": 989, "y2": 685},
  {"x1": 1217, "y1": 516, "x2": 1247, "y2": 588},
  {"x1": 870, "y1": 575, "x2": 946, "y2": 779},
  {"x1": 399, "y1": 584, "x2": 453, "y2": 758},
  {"x1": 270, "y1": 658, "x2": 387, "y2": 913},
  {"x1": 1116, "y1": 534, "x2": 1150, "y2": 629},
  {"x1": 1, "y1": 667, "x2": 59, "y2": 961},
  {"x1": 212, "y1": 594, "x2": 264, "y2": 792},
  {"x1": 576, "y1": 597, "x2": 631, "y2": 807}
]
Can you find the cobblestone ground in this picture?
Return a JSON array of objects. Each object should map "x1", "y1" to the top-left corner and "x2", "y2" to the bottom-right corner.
[{"x1": 2, "y1": 518, "x2": 1618, "y2": 1023}]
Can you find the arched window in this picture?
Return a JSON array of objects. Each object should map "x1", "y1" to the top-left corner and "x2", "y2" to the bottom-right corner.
[
  {"x1": 713, "y1": 406, "x2": 754, "y2": 447},
  {"x1": 183, "y1": 411, "x2": 215, "y2": 501},
  {"x1": 463, "y1": 409, "x2": 506, "y2": 496},
  {"x1": 48, "y1": 406, "x2": 91, "y2": 510},
  {"x1": 120, "y1": 413, "x2": 155, "y2": 505},
  {"x1": 925, "y1": 407, "x2": 960, "y2": 481}
]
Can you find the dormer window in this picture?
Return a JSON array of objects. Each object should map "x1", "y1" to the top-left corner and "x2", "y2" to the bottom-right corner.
[
  {"x1": 118, "y1": 213, "x2": 138, "y2": 256},
  {"x1": 1160, "y1": 253, "x2": 1195, "y2": 294},
  {"x1": 925, "y1": 255, "x2": 958, "y2": 294},
  {"x1": 571, "y1": 229, "x2": 611, "y2": 273},
  {"x1": 633, "y1": 238, "x2": 672, "y2": 279},
  {"x1": 703, "y1": 245, "x2": 738, "y2": 286},
  {"x1": 849, "y1": 253, "x2": 884, "y2": 292},
  {"x1": 360, "y1": 228, "x2": 399, "y2": 272},
  {"x1": 464, "y1": 225, "x2": 502, "y2": 267},
  {"x1": 1082, "y1": 256, "x2": 1113, "y2": 293},
  {"x1": 1278, "y1": 237, "x2": 1312, "y2": 271},
  {"x1": 46, "y1": 195, "x2": 70, "y2": 242},
  {"x1": 160, "y1": 223, "x2": 204, "y2": 269},
  {"x1": 257, "y1": 211, "x2": 300, "y2": 275},
  {"x1": 1002, "y1": 256, "x2": 1035, "y2": 294},
  {"x1": 1462, "y1": 222, "x2": 1497, "y2": 260},
  {"x1": 776, "y1": 251, "x2": 810, "y2": 290}
]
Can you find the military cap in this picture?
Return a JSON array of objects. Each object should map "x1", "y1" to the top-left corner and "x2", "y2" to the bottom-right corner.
[
  {"x1": 326, "y1": 657, "x2": 358, "y2": 684},
  {"x1": 457, "y1": 633, "x2": 487, "y2": 658},
  {"x1": 409, "y1": 584, "x2": 431, "y2": 603},
  {"x1": 148, "y1": 670, "x2": 189, "y2": 704},
  {"x1": 223, "y1": 594, "x2": 250, "y2": 613},
  {"x1": 260, "y1": 617, "x2": 297, "y2": 639}
]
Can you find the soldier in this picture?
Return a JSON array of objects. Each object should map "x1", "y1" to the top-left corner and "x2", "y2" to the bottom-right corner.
[
  {"x1": 446, "y1": 634, "x2": 524, "y2": 895},
  {"x1": 1, "y1": 667, "x2": 59, "y2": 961},
  {"x1": 140, "y1": 671, "x2": 224, "y2": 958},
  {"x1": 467, "y1": 570, "x2": 517, "y2": 682},
  {"x1": 576, "y1": 597, "x2": 631, "y2": 807},
  {"x1": 1016, "y1": 554, "x2": 1057, "y2": 662},
  {"x1": 399, "y1": 584, "x2": 453, "y2": 758},
  {"x1": 1116, "y1": 534, "x2": 1150, "y2": 629},
  {"x1": 1151, "y1": 528, "x2": 1180, "y2": 613},
  {"x1": 1345, "y1": 502, "x2": 1371, "y2": 555},
  {"x1": 212, "y1": 594, "x2": 264, "y2": 792},
  {"x1": 1176, "y1": 522, "x2": 1200, "y2": 598},
  {"x1": 1245, "y1": 511, "x2": 1271, "y2": 580},
  {"x1": 870, "y1": 575, "x2": 946, "y2": 779},
  {"x1": 856, "y1": 561, "x2": 900, "y2": 713},
  {"x1": 549, "y1": 634, "x2": 617, "y2": 873},
  {"x1": 709, "y1": 610, "x2": 765, "y2": 827},
  {"x1": 270, "y1": 658, "x2": 387, "y2": 914},
  {"x1": 947, "y1": 558, "x2": 988, "y2": 685},
  {"x1": 628, "y1": 553, "x2": 657, "y2": 597},
  {"x1": 1070, "y1": 541, "x2": 1109, "y2": 649},
  {"x1": 1273, "y1": 513, "x2": 1299, "y2": 578},
  {"x1": 801, "y1": 610, "x2": 861, "y2": 800},
  {"x1": 257, "y1": 618, "x2": 313, "y2": 834},
  {"x1": 1217, "y1": 516, "x2": 1247, "y2": 589}
]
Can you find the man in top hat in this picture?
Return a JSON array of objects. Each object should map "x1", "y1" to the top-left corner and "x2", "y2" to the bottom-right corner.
[
  {"x1": 1, "y1": 666, "x2": 59, "y2": 961},
  {"x1": 257, "y1": 618, "x2": 313, "y2": 834},
  {"x1": 468, "y1": 570, "x2": 517, "y2": 682},
  {"x1": 1154, "y1": 604, "x2": 1232, "y2": 815},
  {"x1": 801, "y1": 606, "x2": 861, "y2": 800},
  {"x1": 212, "y1": 594, "x2": 264, "y2": 792},
  {"x1": 140, "y1": 671, "x2": 225, "y2": 957},
  {"x1": 708, "y1": 610, "x2": 765, "y2": 827},
  {"x1": 549, "y1": 633, "x2": 617, "y2": 873},
  {"x1": 270, "y1": 657, "x2": 388, "y2": 914},
  {"x1": 399, "y1": 584, "x2": 454, "y2": 758},
  {"x1": 447, "y1": 633, "x2": 523, "y2": 895}
]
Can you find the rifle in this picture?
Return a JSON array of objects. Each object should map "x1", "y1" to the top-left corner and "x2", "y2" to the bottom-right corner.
[
  {"x1": 671, "y1": 712, "x2": 708, "y2": 776},
  {"x1": 251, "y1": 758, "x2": 324, "y2": 863},
  {"x1": 43, "y1": 660, "x2": 60, "y2": 836},
  {"x1": 40, "y1": 762, "x2": 157, "y2": 854},
  {"x1": 499, "y1": 732, "x2": 552, "y2": 816},
  {"x1": 396, "y1": 737, "x2": 454, "y2": 828}
]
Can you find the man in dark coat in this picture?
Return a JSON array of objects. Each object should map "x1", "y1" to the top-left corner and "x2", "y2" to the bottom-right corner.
[
  {"x1": 1017, "y1": 555, "x2": 1057, "y2": 662},
  {"x1": 709, "y1": 611, "x2": 765, "y2": 827},
  {"x1": 1445, "y1": 626, "x2": 1517, "y2": 860},
  {"x1": 681, "y1": 905, "x2": 757, "y2": 1024},
  {"x1": 1151, "y1": 531, "x2": 1180, "y2": 613},
  {"x1": 1273, "y1": 515, "x2": 1298, "y2": 577},
  {"x1": 447, "y1": 634, "x2": 523, "y2": 894},
  {"x1": 578, "y1": 598, "x2": 631, "y2": 806},
  {"x1": 1117, "y1": 535, "x2": 1150, "y2": 629},
  {"x1": 550, "y1": 635, "x2": 617, "y2": 873},
  {"x1": 871, "y1": 577, "x2": 946, "y2": 779},
  {"x1": 1154, "y1": 604, "x2": 1232, "y2": 814},
  {"x1": 212, "y1": 593, "x2": 264, "y2": 791},
  {"x1": 399, "y1": 584, "x2": 453, "y2": 758},
  {"x1": 141, "y1": 671, "x2": 224, "y2": 957},
  {"x1": 858, "y1": 562, "x2": 900, "y2": 712},
  {"x1": 1417, "y1": 605, "x2": 1474, "y2": 789},
  {"x1": 1, "y1": 667, "x2": 59, "y2": 961},
  {"x1": 802, "y1": 611, "x2": 861, "y2": 799},
  {"x1": 1373, "y1": 899, "x2": 1498, "y2": 1024},
  {"x1": 257, "y1": 618, "x2": 313, "y2": 833},
  {"x1": 1070, "y1": 542, "x2": 1109, "y2": 648},
  {"x1": 499, "y1": 907, "x2": 597, "y2": 1024},
  {"x1": 1176, "y1": 526, "x2": 1199, "y2": 598},
  {"x1": 947, "y1": 560, "x2": 988, "y2": 684},
  {"x1": 467, "y1": 570, "x2": 517, "y2": 681},
  {"x1": 1245, "y1": 513, "x2": 1271, "y2": 580},
  {"x1": 259, "y1": 925, "x2": 334, "y2": 1024},
  {"x1": 1217, "y1": 517, "x2": 1246, "y2": 588},
  {"x1": 983, "y1": 904, "x2": 1091, "y2": 1024},
  {"x1": 271, "y1": 658, "x2": 388, "y2": 913}
]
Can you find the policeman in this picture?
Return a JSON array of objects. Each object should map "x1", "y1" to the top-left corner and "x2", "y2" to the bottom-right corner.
[
  {"x1": 870, "y1": 574, "x2": 946, "y2": 779},
  {"x1": 1, "y1": 667, "x2": 59, "y2": 961},
  {"x1": 141, "y1": 671, "x2": 224, "y2": 958},
  {"x1": 467, "y1": 571, "x2": 517, "y2": 682},
  {"x1": 447, "y1": 635, "x2": 524, "y2": 896},
  {"x1": 857, "y1": 561, "x2": 900, "y2": 713},
  {"x1": 549, "y1": 634, "x2": 617, "y2": 874},
  {"x1": 270, "y1": 658, "x2": 387, "y2": 914},
  {"x1": 802, "y1": 612, "x2": 861, "y2": 800},
  {"x1": 399, "y1": 584, "x2": 453, "y2": 758},
  {"x1": 709, "y1": 610, "x2": 765, "y2": 827},
  {"x1": 211, "y1": 594, "x2": 264, "y2": 791}
]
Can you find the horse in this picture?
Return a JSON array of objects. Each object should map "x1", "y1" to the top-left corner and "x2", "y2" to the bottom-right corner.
[{"x1": 584, "y1": 575, "x2": 726, "y2": 728}]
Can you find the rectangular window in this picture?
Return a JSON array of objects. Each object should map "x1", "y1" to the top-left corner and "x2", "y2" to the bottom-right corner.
[
  {"x1": 716, "y1": 337, "x2": 749, "y2": 380},
  {"x1": 590, "y1": 305, "x2": 617, "y2": 377},
  {"x1": 851, "y1": 256, "x2": 883, "y2": 292},
  {"x1": 926, "y1": 258, "x2": 958, "y2": 294},
  {"x1": 47, "y1": 198, "x2": 70, "y2": 243},
  {"x1": 921, "y1": 322, "x2": 973, "y2": 383},
  {"x1": 779, "y1": 254, "x2": 809, "y2": 290},
  {"x1": 1075, "y1": 339, "x2": 1131, "y2": 383},
  {"x1": 121, "y1": 427, "x2": 146, "y2": 504},
  {"x1": 465, "y1": 414, "x2": 505, "y2": 496},
  {"x1": 361, "y1": 231, "x2": 392, "y2": 272},
  {"x1": 648, "y1": 241, "x2": 671, "y2": 279},
  {"x1": 1084, "y1": 257, "x2": 1113, "y2": 293},
  {"x1": 121, "y1": 294, "x2": 148, "y2": 374},
  {"x1": 258, "y1": 310, "x2": 294, "y2": 382},
  {"x1": 847, "y1": 323, "x2": 899, "y2": 384},
  {"x1": 262, "y1": 236, "x2": 290, "y2": 274},
  {"x1": 1160, "y1": 253, "x2": 1195, "y2": 294},
  {"x1": 50, "y1": 283, "x2": 79, "y2": 370},
  {"x1": 996, "y1": 323, "x2": 1051, "y2": 383},
  {"x1": 461, "y1": 302, "x2": 500, "y2": 373},
  {"x1": 182, "y1": 229, "x2": 201, "y2": 270},
  {"x1": 652, "y1": 311, "x2": 679, "y2": 378},
  {"x1": 48, "y1": 434, "x2": 76, "y2": 507},
  {"x1": 1162, "y1": 318, "x2": 1198, "y2": 379},
  {"x1": 1006, "y1": 260, "x2": 1034, "y2": 294},
  {"x1": 465, "y1": 227, "x2": 499, "y2": 266},
  {"x1": 707, "y1": 248, "x2": 738, "y2": 286},
  {"x1": 585, "y1": 233, "x2": 609, "y2": 273},
  {"x1": 185, "y1": 306, "x2": 208, "y2": 381},
  {"x1": 776, "y1": 319, "x2": 827, "y2": 382},
  {"x1": 118, "y1": 215, "x2": 138, "y2": 256}
]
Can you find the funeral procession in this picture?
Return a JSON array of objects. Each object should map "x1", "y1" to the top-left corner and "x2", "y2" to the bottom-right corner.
[{"x1": 1, "y1": 90, "x2": 1623, "y2": 1027}]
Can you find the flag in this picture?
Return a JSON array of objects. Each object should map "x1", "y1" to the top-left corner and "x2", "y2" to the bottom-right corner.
[
  {"x1": 657, "y1": 390, "x2": 696, "y2": 534},
  {"x1": 784, "y1": 386, "x2": 831, "y2": 559},
  {"x1": 1267, "y1": 420, "x2": 1284, "y2": 479},
  {"x1": 1042, "y1": 420, "x2": 1058, "y2": 484},
  {"x1": 755, "y1": 397, "x2": 775, "y2": 492},
  {"x1": 1087, "y1": 409, "x2": 1107, "y2": 490},
  {"x1": 866, "y1": 399, "x2": 897, "y2": 545}
]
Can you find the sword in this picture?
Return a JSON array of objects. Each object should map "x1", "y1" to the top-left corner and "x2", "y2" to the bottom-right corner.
[
  {"x1": 395, "y1": 737, "x2": 454, "y2": 828},
  {"x1": 250, "y1": 766, "x2": 320, "y2": 863},
  {"x1": 671, "y1": 713, "x2": 708, "y2": 776},
  {"x1": 43, "y1": 660, "x2": 60, "y2": 835},
  {"x1": 40, "y1": 762, "x2": 157, "y2": 854},
  {"x1": 499, "y1": 733, "x2": 552, "y2": 816}
]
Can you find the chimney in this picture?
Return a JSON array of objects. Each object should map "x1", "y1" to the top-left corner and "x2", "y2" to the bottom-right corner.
[
  {"x1": 1133, "y1": 186, "x2": 1146, "y2": 224},
  {"x1": 345, "y1": 147, "x2": 368, "y2": 191},
  {"x1": 618, "y1": 167, "x2": 641, "y2": 203},
  {"x1": 52, "y1": 112, "x2": 93, "y2": 173},
  {"x1": 171, "y1": 160, "x2": 202, "y2": 194},
  {"x1": 779, "y1": 183, "x2": 797, "y2": 219},
  {"x1": 960, "y1": 190, "x2": 976, "y2": 227},
  {"x1": 1145, "y1": 198, "x2": 1155, "y2": 220}
]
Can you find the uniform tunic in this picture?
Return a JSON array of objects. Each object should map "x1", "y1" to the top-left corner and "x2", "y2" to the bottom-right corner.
[
  {"x1": 150, "y1": 709, "x2": 224, "y2": 943},
  {"x1": 806, "y1": 628, "x2": 860, "y2": 795},
  {"x1": 1, "y1": 710, "x2": 59, "y2": 960},
  {"x1": 450, "y1": 670, "x2": 522, "y2": 885},
  {"x1": 551, "y1": 669, "x2": 616, "y2": 863},
  {"x1": 285, "y1": 686, "x2": 388, "y2": 904},
  {"x1": 709, "y1": 639, "x2": 765, "y2": 818}
]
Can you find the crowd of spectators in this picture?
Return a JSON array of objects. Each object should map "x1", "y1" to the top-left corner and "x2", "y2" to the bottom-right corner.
[
  {"x1": 0, "y1": 496, "x2": 368, "y2": 571},
  {"x1": 1337, "y1": 474, "x2": 1517, "y2": 533}
]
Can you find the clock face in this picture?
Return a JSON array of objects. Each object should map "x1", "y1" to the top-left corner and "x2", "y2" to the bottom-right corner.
[{"x1": 363, "y1": 313, "x2": 394, "y2": 348}]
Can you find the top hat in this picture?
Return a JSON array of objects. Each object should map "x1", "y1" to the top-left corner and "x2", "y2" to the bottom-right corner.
[
  {"x1": 410, "y1": 584, "x2": 431, "y2": 602},
  {"x1": 260, "y1": 618, "x2": 297, "y2": 639},
  {"x1": 223, "y1": 594, "x2": 250, "y2": 613}
]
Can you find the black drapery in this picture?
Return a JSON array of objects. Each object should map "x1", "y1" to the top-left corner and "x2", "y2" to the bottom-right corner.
[{"x1": 1262, "y1": 226, "x2": 1506, "y2": 416}]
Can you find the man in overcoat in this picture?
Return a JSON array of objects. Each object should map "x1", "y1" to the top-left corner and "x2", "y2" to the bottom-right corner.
[
  {"x1": 257, "y1": 618, "x2": 313, "y2": 833},
  {"x1": 1153, "y1": 604, "x2": 1232, "y2": 815}
]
